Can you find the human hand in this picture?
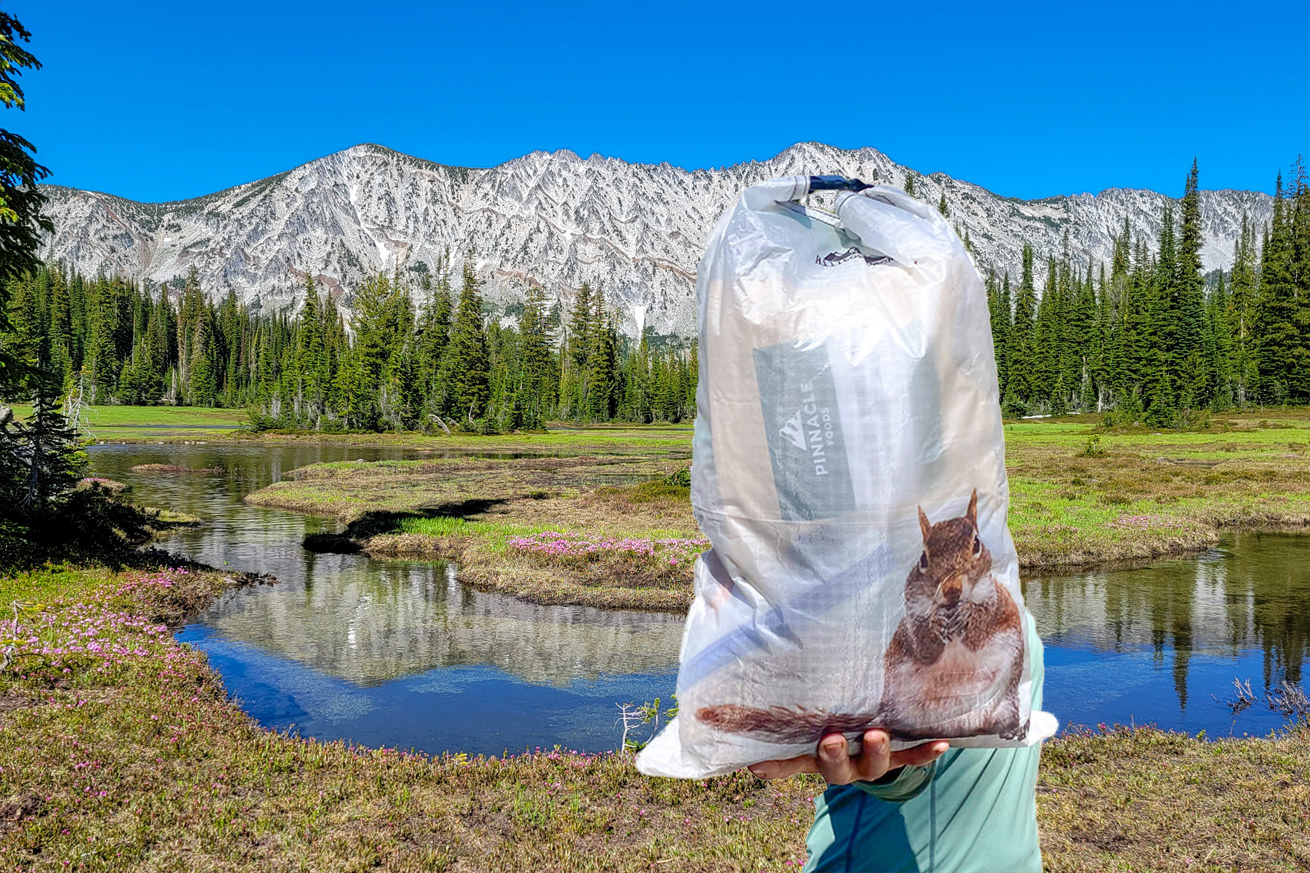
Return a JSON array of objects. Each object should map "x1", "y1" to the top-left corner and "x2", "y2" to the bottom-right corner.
[{"x1": 746, "y1": 729, "x2": 950, "y2": 786}]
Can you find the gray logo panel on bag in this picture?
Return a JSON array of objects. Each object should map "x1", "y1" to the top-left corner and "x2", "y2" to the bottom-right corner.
[{"x1": 753, "y1": 342, "x2": 856, "y2": 520}]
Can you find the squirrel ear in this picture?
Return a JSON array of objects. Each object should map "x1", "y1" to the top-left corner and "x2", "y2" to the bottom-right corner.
[
  {"x1": 918, "y1": 506, "x2": 931, "y2": 541},
  {"x1": 967, "y1": 489, "x2": 978, "y2": 524}
]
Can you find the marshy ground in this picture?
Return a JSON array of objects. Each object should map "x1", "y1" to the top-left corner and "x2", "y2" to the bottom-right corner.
[
  {"x1": 247, "y1": 452, "x2": 702, "y2": 610},
  {"x1": 1004, "y1": 410, "x2": 1310, "y2": 566},
  {"x1": 243, "y1": 409, "x2": 1310, "y2": 610},
  {"x1": 3, "y1": 409, "x2": 1309, "y2": 870},
  {"x1": 0, "y1": 563, "x2": 1305, "y2": 871}
]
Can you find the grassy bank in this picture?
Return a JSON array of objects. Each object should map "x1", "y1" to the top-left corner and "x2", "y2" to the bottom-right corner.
[
  {"x1": 248, "y1": 455, "x2": 703, "y2": 610},
  {"x1": 236, "y1": 422, "x2": 696, "y2": 455},
  {"x1": 57, "y1": 402, "x2": 697, "y2": 452},
  {"x1": 242, "y1": 410, "x2": 1310, "y2": 610},
  {"x1": 1004, "y1": 410, "x2": 1310, "y2": 566},
  {"x1": 1, "y1": 563, "x2": 1306, "y2": 872},
  {"x1": 26, "y1": 405, "x2": 249, "y2": 442}
]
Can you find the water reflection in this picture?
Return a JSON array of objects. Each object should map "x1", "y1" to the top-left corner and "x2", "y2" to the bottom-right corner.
[
  {"x1": 1025, "y1": 532, "x2": 1310, "y2": 734},
  {"x1": 87, "y1": 443, "x2": 684, "y2": 755},
  {"x1": 204, "y1": 559, "x2": 683, "y2": 685},
  {"x1": 87, "y1": 443, "x2": 1310, "y2": 746}
]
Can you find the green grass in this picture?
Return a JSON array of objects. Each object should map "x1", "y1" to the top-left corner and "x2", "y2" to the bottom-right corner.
[
  {"x1": 1, "y1": 563, "x2": 1307, "y2": 871},
  {"x1": 394, "y1": 516, "x2": 697, "y2": 544},
  {"x1": 9, "y1": 405, "x2": 250, "y2": 442},
  {"x1": 235, "y1": 423, "x2": 696, "y2": 454},
  {"x1": 0, "y1": 565, "x2": 105, "y2": 606},
  {"x1": 1003, "y1": 410, "x2": 1310, "y2": 565},
  {"x1": 395, "y1": 516, "x2": 545, "y2": 539},
  {"x1": 245, "y1": 454, "x2": 702, "y2": 610}
]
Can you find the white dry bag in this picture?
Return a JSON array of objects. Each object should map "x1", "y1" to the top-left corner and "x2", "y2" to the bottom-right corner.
[{"x1": 637, "y1": 176, "x2": 1057, "y2": 779}]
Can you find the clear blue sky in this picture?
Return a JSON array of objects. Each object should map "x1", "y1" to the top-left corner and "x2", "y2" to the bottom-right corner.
[{"x1": 11, "y1": 0, "x2": 1309, "y2": 203}]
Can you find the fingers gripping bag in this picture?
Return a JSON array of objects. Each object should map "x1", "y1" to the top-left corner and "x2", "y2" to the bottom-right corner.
[{"x1": 636, "y1": 176, "x2": 1058, "y2": 779}]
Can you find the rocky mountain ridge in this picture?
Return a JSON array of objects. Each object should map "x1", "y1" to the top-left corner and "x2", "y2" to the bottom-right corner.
[{"x1": 38, "y1": 142, "x2": 1273, "y2": 338}]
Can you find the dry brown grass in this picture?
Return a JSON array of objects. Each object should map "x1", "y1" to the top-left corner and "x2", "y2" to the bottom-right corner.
[
  {"x1": 2, "y1": 564, "x2": 1307, "y2": 872},
  {"x1": 367, "y1": 531, "x2": 696, "y2": 611},
  {"x1": 246, "y1": 455, "x2": 689, "y2": 524},
  {"x1": 248, "y1": 456, "x2": 702, "y2": 611},
  {"x1": 1037, "y1": 724, "x2": 1310, "y2": 872}
]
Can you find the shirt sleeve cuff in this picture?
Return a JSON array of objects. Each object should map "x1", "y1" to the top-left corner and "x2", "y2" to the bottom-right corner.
[{"x1": 853, "y1": 762, "x2": 937, "y2": 802}]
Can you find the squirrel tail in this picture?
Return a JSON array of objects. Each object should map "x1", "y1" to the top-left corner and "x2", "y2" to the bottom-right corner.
[{"x1": 695, "y1": 704, "x2": 883, "y2": 745}]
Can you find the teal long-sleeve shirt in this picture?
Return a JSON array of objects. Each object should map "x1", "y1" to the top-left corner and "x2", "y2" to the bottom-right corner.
[{"x1": 803, "y1": 612, "x2": 1046, "y2": 873}]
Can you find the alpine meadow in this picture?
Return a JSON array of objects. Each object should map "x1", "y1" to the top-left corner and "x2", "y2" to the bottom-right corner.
[{"x1": 2, "y1": 1, "x2": 1310, "y2": 871}]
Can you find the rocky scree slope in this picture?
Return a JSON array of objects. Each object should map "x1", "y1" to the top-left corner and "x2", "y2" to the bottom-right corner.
[{"x1": 39, "y1": 142, "x2": 1273, "y2": 338}]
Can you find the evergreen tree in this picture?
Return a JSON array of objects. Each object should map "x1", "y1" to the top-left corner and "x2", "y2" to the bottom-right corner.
[
  {"x1": 561, "y1": 282, "x2": 595, "y2": 420},
  {"x1": 344, "y1": 272, "x2": 410, "y2": 429},
  {"x1": 585, "y1": 292, "x2": 620, "y2": 421},
  {"x1": 148, "y1": 288, "x2": 176, "y2": 403},
  {"x1": 295, "y1": 276, "x2": 330, "y2": 424},
  {"x1": 1227, "y1": 215, "x2": 1259, "y2": 405},
  {"x1": 1071, "y1": 267, "x2": 1099, "y2": 410},
  {"x1": 1144, "y1": 205, "x2": 1180, "y2": 425},
  {"x1": 81, "y1": 277, "x2": 121, "y2": 401},
  {"x1": 1, "y1": 370, "x2": 84, "y2": 543},
  {"x1": 331, "y1": 345, "x2": 364, "y2": 428},
  {"x1": 517, "y1": 284, "x2": 556, "y2": 428},
  {"x1": 1175, "y1": 160, "x2": 1210, "y2": 410},
  {"x1": 46, "y1": 267, "x2": 72, "y2": 389},
  {"x1": 444, "y1": 262, "x2": 491, "y2": 424},
  {"x1": 1256, "y1": 174, "x2": 1297, "y2": 403},
  {"x1": 986, "y1": 272, "x2": 1010, "y2": 398},
  {"x1": 215, "y1": 288, "x2": 243, "y2": 403},
  {"x1": 1208, "y1": 271, "x2": 1234, "y2": 408},
  {"x1": 1092, "y1": 264, "x2": 1115, "y2": 410},
  {"x1": 1005, "y1": 245, "x2": 1037, "y2": 413},
  {"x1": 0, "y1": 8, "x2": 51, "y2": 400},
  {"x1": 620, "y1": 329, "x2": 654, "y2": 423},
  {"x1": 417, "y1": 261, "x2": 453, "y2": 418},
  {"x1": 1289, "y1": 157, "x2": 1310, "y2": 400},
  {"x1": 1032, "y1": 255, "x2": 1062, "y2": 411},
  {"x1": 381, "y1": 335, "x2": 417, "y2": 430},
  {"x1": 175, "y1": 268, "x2": 206, "y2": 398},
  {"x1": 187, "y1": 314, "x2": 217, "y2": 407}
]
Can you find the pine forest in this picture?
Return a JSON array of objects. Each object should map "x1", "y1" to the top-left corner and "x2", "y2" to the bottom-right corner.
[
  {"x1": 978, "y1": 160, "x2": 1310, "y2": 425},
  {"x1": 3, "y1": 256, "x2": 697, "y2": 432}
]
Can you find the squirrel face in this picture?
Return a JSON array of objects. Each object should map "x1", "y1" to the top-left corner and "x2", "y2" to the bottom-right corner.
[{"x1": 905, "y1": 490, "x2": 994, "y2": 622}]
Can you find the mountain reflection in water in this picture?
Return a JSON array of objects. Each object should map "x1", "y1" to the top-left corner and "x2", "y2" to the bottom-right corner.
[
  {"x1": 88, "y1": 443, "x2": 1310, "y2": 748},
  {"x1": 89, "y1": 443, "x2": 683, "y2": 754},
  {"x1": 204, "y1": 557, "x2": 683, "y2": 686}
]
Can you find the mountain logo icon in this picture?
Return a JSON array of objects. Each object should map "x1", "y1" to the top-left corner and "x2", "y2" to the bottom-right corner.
[
  {"x1": 816, "y1": 246, "x2": 893, "y2": 268},
  {"x1": 780, "y1": 412, "x2": 808, "y2": 451}
]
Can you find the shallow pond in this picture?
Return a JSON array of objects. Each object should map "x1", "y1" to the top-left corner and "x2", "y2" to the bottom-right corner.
[
  {"x1": 89, "y1": 443, "x2": 1308, "y2": 754},
  {"x1": 1027, "y1": 531, "x2": 1309, "y2": 737}
]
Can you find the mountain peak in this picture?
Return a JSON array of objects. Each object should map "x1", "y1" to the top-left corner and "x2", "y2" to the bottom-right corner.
[{"x1": 37, "y1": 144, "x2": 1273, "y2": 339}]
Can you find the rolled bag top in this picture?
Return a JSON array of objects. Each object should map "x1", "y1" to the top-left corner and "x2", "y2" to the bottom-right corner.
[{"x1": 740, "y1": 175, "x2": 957, "y2": 267}]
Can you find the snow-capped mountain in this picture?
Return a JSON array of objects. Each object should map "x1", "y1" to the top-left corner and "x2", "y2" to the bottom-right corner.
[{"x1": 38, "y1": 142, "x2": 1273, "y2": 338}]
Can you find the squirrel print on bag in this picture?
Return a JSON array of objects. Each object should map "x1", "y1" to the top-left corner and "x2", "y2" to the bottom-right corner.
[
  {"x1": 879, "y1": 489, "x2": 1027, "y2": 740},
  {"x1": 695, "y1": 489, "x2": 1028, "y2": 744}
]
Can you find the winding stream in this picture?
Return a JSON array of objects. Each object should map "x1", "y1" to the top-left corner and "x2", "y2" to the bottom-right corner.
[{"x1": 88, "y1": 442, "x2": 1310, "y2": 753}]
